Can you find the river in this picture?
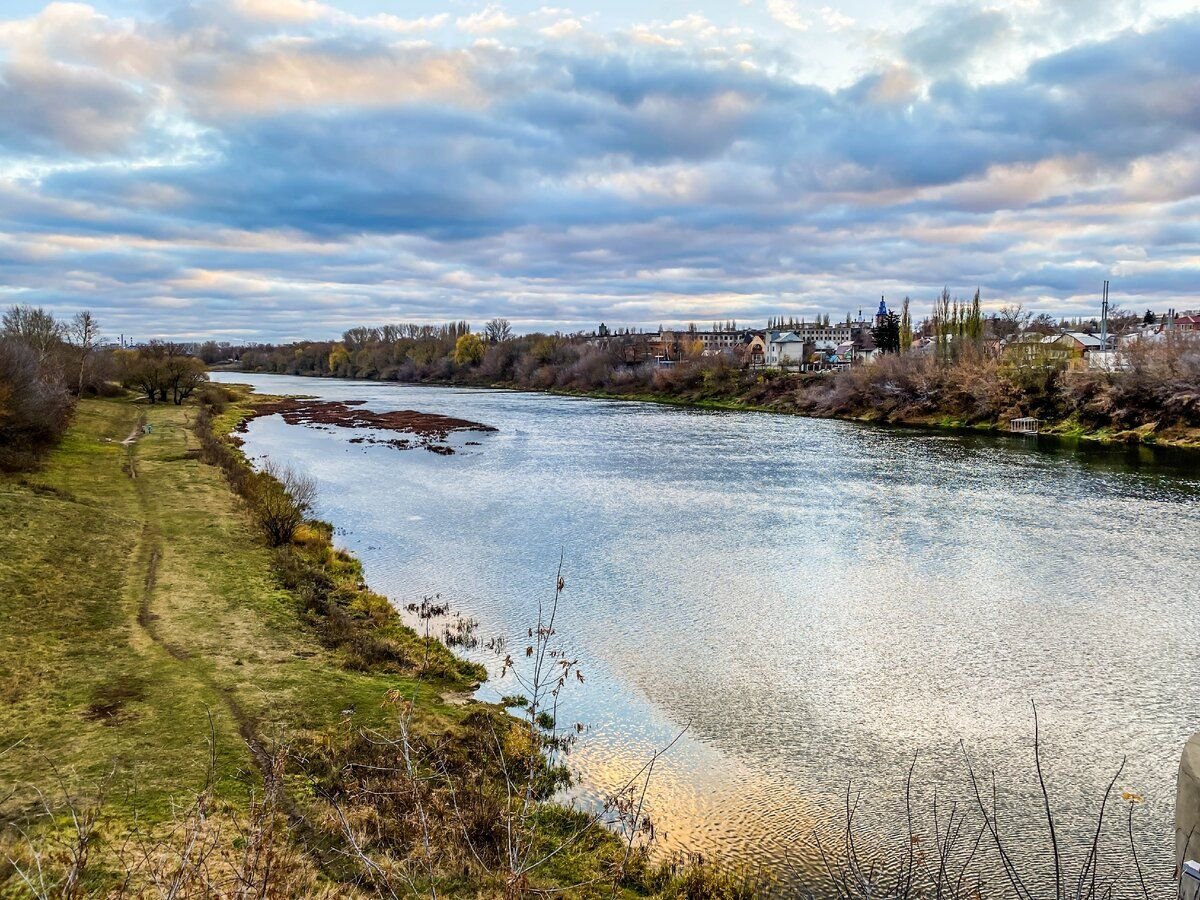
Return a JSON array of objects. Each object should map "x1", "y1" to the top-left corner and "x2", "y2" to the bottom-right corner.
[{"x1": 213, "y1": 371, "x2": 1200, "y2": 895}]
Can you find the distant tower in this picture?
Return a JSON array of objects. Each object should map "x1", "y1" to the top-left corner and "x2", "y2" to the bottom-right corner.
[
  {"x1": 875, "y1": 296, "x2": 889, "y2": 326},
  {"x1": 598, "y1": 322, "x2": 609, "y2": 337}
]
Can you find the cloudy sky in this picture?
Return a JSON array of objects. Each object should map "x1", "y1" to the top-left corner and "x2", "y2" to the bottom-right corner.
[{"x1": 1, "y1": 0, "x2": 1198, "y2": 341}]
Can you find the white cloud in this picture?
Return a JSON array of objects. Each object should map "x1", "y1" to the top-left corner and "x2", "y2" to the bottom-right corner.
[
  {"x1": 456, "y1": 4, "x2": 517, "y2": 35},
  {"x1": 820, "y1": 6, "x2": 856, "y2": 32},
  {"x1": 626, "y1": 27, "x2": 683, "y2": 47},
  {"x1": 230, "y1": 0, "x2": 326, "y2": 24},
  {"x1": 540, "y1": 17, "x2": 583, "y2": 39},
  {"x1": 765, "y1": 0, "x2": 810, "y2": 32},
  {"x1": 346, "y1": 12, "x2": 450, "y2": 34}
]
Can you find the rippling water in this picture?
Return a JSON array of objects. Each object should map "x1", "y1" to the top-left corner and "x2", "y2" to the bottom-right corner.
[{"x1": 214, "y1": 372, "x2": 1200, "y2": 895}]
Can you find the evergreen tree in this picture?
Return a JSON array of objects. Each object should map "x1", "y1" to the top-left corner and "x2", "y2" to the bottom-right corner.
[
  {"x1": 871, "y1": 311, "x2": 902, "y2": 354},
  {"x1": 1144, "y1": 309, "x2": 1156, "y2": 325}
]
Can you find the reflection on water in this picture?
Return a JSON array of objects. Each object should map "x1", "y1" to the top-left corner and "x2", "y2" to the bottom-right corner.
[{"x1": 214, "y1": 372, "x2": 1200, "y2": 894}]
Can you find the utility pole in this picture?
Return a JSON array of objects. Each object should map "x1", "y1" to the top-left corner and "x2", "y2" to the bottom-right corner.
[{"x1": 1100, "y1": 279, "x2": 1109, "y2": 349}]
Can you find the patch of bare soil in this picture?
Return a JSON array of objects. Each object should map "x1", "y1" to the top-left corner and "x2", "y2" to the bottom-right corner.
[
  {"x1": 84, "y1": 678, "x2": 147, "y2": 725},
  {"x1": 243, "y1": 397, "x2": 496, "y2": 454}
]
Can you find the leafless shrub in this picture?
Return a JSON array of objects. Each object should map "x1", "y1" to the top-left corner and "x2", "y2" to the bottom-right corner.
[
  {"x1": 248, "y1": 459, "x2": 317, "y2": 546},
  {"x1": 1069, "y1": 332, "x2": 1200, "y2": 430},
  {"x1": 3, "y1": 765, "x2": 107, "y2": 900},
  {"x1": 3, "y1": 728, "x2": 329, "y2": 898},
  {"x1": 116, "y1": 342, "x2": 210, "y2": 406}
]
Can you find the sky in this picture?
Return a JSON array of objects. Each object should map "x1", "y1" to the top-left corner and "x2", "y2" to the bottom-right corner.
[{"x1": 1, "y1": 0, "x2": 1198, "y2": 342}]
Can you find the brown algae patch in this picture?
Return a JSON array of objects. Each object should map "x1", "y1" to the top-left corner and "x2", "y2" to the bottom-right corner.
[{"x1": 243, "y1": 397, "x2": 496, "y2": 454}]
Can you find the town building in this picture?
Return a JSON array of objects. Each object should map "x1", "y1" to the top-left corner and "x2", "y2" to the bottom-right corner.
[
  {"x1": 764, "y1": 331, "x2": 810, "y2": 367},
  {"x1": 588, "y1": 306, "x2": 887, "y2": 371}
]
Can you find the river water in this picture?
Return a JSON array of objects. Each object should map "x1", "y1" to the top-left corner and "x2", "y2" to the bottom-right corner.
[{"x1": 213, "y1": 372, "x2": 1200, "y2": 894}]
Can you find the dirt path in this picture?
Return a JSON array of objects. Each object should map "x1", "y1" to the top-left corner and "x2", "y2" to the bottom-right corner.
[
  {"x1": 124, "y1": 425, "x2": 354, "y2": 881},
  {"x1": 121, "y1": 413, "x2": 146, "y2": 479},
  {"x1": 120, "y1": 416, "x2": 144, "y2": 446}
]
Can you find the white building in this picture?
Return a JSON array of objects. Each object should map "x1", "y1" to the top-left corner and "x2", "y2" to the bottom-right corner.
[{"x1": 765, "y1": 331, "x2": 810, "y2": 366}]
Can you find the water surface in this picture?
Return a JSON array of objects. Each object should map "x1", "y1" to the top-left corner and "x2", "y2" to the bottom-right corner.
[{"x1": 214, "y1": 372, "x2": 1200, "y2": 893}]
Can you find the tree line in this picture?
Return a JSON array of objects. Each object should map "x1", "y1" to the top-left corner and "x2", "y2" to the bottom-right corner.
[
  {"x1": 229, "y1": 302, "x2": 1200, "y2": 443},
  {"x1": 1, "y1": 305, "x2": 209, "y2": 470}
]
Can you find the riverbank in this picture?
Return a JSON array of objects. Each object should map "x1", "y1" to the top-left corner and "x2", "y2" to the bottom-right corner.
[
  {"x1": 224, "y1": 367, "x2": 1200, "y2": 453},
  {"x1": 517, "y1": 383, "x2": 1200, "y2": 450},
  {"x1": 0, "y1": 388, "x2": 744, "y2": 897}
]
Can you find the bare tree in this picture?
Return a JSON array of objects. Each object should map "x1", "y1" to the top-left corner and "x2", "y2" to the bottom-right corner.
[
  {"x1": 485, "y1": 318, "x2": 513, "y2": 343},
  {"x1": 1105, "y1": 306, "x2": 1141, "y2": 334},
  {"x1": 0, "y1": 338, "x2": 73, "y2": 469},
  {"x1": 992, "y1": 304, "x2": 1033, "y2": 341},
  {"x1": 117, "y1": 342, "x2": 208, "y2": 405},
  {"x1": 2, "y1": 305, "x2": 62, "y2": 364},
  {"x1": 67, "y1": 311, "x2": 100, "y2": 396},
  {"x1": 801, "y1": 704, "x2": 1157, "y2": 900},
  {"x1": 164, "y1": 354, "x2": 208, "y2": 404}
]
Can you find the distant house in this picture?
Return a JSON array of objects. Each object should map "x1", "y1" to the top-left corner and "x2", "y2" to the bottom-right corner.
[
  {"x1": 1118, "y1": 315, "x2": 1200, "y2": 360},
  {"x1": 830, "y1": 331, "x2": 879, "y2": 368},
  {"x1": 1054, "y1": 331, "x2": 1111, "y2": 354},
  {"x1": 1120, "y1": 326, "x2": 1164, "y2": 347},
  {"x1": 1171, "y1": 312, "x2": 1200, "y2": 331},
  {"x1": 1053, "y1": 332, "x2": 1120, "y2": 370},
  {"x1": 831, "y1": 340, "x2": 855, "y2": 368},
  {"x1": 1004, "y1": 333, "x2": 1072, "y2": 367},
  {"x1": 765, "y1": 331, "x2": 810, "y2": 367},
  {"x1": 743, "y1": 333, "x2": 768, "y2": 366}
]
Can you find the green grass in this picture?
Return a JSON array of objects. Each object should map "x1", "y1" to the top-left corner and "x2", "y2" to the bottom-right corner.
[{"x1": 0, "y1": 395, "x2": 455, "y2": 824}]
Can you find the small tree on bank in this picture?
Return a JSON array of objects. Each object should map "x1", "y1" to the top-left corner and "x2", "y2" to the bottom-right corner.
[
  {"x1": 2, "y1": 305, "x2": 63, "y2": 365},
  {"x1": 250, "y1": 460, "x2": 317, "y2": 546},
  {"x1": 117, "y1": 343, "x2": 208, "y2": 404}
]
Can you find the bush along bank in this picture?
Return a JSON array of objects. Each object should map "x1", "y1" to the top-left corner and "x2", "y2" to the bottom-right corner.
[{"x1": 194, "y1": 384, "x2": 485, "y2": 684}]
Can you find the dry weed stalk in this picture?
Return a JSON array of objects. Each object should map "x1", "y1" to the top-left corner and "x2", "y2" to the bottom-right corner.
[
  {"x1": 800, "y1": 703, "x2": 1166, "y2": 900},
  {"x1": 322, "y1": 555, "x2": 687, "y2": 899}
]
